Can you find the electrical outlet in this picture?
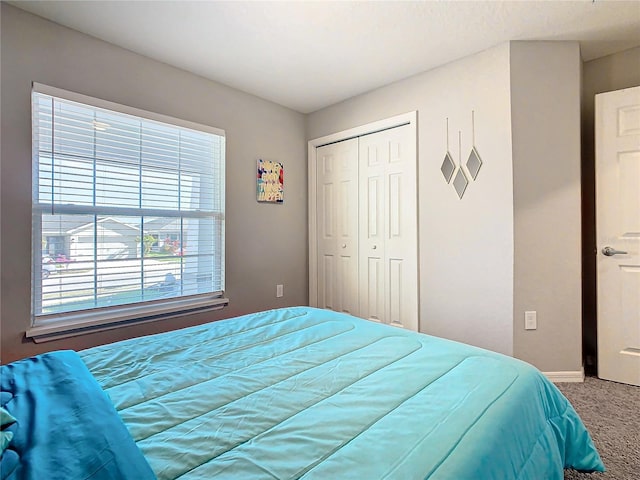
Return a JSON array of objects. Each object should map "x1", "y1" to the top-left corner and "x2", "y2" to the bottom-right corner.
[
  {"x1": 525, "y1": 311, "x2": 537, "y2": 330},
  {"x1": 276, "y1": 284, "x2": 284, "y2": 298}
]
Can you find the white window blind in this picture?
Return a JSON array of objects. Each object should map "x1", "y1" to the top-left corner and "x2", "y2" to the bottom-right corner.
[{"x1": 31, "y1": 85, "x2": 225, "y2": 333}]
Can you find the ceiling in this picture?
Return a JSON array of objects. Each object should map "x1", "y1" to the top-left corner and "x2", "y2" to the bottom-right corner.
[{"x1": 10, "y1": 1, "x2": 640, "y2": 113}]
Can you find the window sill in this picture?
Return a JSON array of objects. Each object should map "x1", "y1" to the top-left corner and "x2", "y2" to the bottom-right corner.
[{"x1": 26, "y1": 296, "x2": 229, "y2": 343}]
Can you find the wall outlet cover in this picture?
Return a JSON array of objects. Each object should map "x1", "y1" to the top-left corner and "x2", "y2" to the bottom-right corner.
[{"x1": 525, "y1": 311, "x2": 537, "y2": 330}]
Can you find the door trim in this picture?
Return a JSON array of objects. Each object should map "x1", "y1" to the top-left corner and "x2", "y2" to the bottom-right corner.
[{"x1": 307, "y1": 111, "x2": 418, "y2": 308}]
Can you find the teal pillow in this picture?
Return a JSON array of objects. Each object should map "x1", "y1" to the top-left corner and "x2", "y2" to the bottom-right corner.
[
  {"x1": 1, "y1": 406, "x2": 17, "y2": 454},
  {"x1": 0, "y1": 430, "x2": 13, "y2": 453},
  {"x1": 0, "y1": 407, "x2": 16, "y2": 427}
]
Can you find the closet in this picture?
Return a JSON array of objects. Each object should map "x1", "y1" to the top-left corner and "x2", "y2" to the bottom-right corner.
[{"x1": 312, "y1": 120, "x2": 418, "y2": 331}]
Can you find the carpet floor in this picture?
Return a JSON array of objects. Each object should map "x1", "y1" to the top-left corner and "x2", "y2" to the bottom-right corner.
[{"x1": 557, "y1": 377, "x2": 639, "y2": 479}]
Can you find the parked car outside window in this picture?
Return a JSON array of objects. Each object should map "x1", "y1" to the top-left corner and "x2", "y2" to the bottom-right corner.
[{"x1": 42, "y1": 256, "x2": 56, "y2": 279}]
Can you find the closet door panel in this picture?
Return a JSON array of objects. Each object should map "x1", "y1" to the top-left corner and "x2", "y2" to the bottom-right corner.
[
  {"x1": 389, "y1": 258, "x2": 403, "y2": 327},
  {"x1": 364, "y1": 256, "x2": 384, "y2": 322},
  {"x1": 360, "y1": 138, "x2": 387, "y2": 322},
  {"x1": 316, "y1": 139, "x2": 359, "y2": 315},
  {"x1": 359, "y1": 125, "x2": 418, "y2": 331},
  {"x1": 386, "y1": 126, "x2": 418, "y2": 330},
  {"x1": 321, "y1": 254, "x2": 335, "y2": 309}
]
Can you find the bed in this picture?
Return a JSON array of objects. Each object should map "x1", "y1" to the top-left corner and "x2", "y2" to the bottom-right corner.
[{"x1": 1, "y1": 306, "x2": 604, "y2": 479}]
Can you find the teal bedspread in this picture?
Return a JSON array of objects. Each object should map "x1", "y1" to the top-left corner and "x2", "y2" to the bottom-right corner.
[{"x1": 80, "y1": 307, "x2": 604, "y2": 479}]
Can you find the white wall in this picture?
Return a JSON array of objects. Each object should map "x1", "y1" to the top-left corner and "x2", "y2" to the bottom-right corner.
[
  {"x1": 307, "y1": 43, "x2": 515, "y2": 356},
  {"x1": 0, "y1": 4, "x2": 308, "y2": 363}
]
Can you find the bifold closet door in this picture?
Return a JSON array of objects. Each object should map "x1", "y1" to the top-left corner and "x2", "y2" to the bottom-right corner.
[
  {"x1": 316, "y1": 138, "x2": 360, "y2": 316},
  {"x1": 358, "y1": 125, "x2": 418, "y2": 331}
]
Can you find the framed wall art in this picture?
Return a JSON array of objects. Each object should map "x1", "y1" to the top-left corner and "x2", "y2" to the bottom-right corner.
[{"x1": 257, "y1": 159, "x2": 284, "y2": 203}]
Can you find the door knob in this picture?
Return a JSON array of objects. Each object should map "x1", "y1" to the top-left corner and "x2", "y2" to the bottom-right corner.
[
  {"x1": 341, "y1": 244, "x2": 346, "y2": 249},
  {"x1": 602, "y1": 246, "x2": 628, "y2": 256}
]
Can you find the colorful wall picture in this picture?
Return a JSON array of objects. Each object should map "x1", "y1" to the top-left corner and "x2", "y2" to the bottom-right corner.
[{"x1": 257, "y1": 159, "x2": 284, "y2": 203}]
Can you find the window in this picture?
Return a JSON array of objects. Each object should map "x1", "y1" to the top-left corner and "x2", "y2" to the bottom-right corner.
[{"x1": 30, "y1": 84, "x2": 226, "y2": 339}]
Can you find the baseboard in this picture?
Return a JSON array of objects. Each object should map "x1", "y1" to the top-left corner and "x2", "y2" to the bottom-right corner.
[{"x1": 543, "y1": 368, "x2": 585, "y2": 383}]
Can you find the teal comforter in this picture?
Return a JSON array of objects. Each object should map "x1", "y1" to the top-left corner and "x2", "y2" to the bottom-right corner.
[{"x1": 80, "y1": 307, "x2": 604, "y2": 479}]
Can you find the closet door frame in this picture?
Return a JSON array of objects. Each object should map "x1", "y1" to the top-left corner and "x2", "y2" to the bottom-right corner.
[{"x1": 308, "y1": 111, "x2": 418, "y2": 310}]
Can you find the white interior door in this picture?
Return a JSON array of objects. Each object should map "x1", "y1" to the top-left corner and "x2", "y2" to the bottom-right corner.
[
  {"x1": 359, "y1": 125, "x2": 418, "y2": 331},
  {"x1": 316, "y1": 138, "x2": 359, "y2": 316},
  {"x1": 596, "y1": 86, "x2": 640, "y2": 386}
]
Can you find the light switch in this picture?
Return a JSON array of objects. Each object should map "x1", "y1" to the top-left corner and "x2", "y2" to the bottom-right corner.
[{"x1": 525, "y1": 311, "x2": 537, "y2": 330}]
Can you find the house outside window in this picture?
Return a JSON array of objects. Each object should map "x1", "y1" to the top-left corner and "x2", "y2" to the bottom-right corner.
[
  {"x1": 30, "y1": 84, "x2": 227, "y2": 339},
  {"x1": 45, "y1": 235, "x2": 67, "y2": 257}
]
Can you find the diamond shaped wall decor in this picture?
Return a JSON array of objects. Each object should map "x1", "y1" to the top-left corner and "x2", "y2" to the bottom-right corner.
[
  {"x1": 441, "y1": 152, "x2": 455, "y2": 183},
  {"x1": 452, "y1": 167, "x2": 469, "y2": 199},
  {"x1": 466, "y1": 147, "x2": 482, "y2": 180}
]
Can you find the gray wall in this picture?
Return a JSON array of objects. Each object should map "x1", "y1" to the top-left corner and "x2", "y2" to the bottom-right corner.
[
  {"x1": 0, "y1": 4, "x2": 308, "y2": 363},
  {"x1": 307, "y1": 43, "x2": 516, "y2": 357},
  {"x1": 510, "y1": 42, "x2": 583, "y2": 372},
  {"x1": 580, "y1": 46, "x2": 640, "y2": 373}
]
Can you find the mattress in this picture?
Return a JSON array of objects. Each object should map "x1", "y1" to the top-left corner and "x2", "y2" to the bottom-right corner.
[{"x1": 75, "y1": 306, "x2": 604, "y2": 479}]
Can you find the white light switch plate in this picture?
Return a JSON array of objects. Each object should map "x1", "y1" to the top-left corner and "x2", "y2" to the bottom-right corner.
[{"x1": 525, "y1": 311, "x2": 537, "y2": 330}]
